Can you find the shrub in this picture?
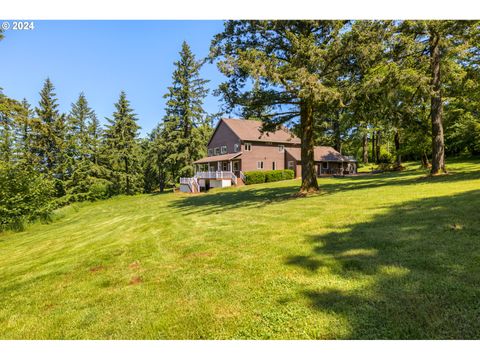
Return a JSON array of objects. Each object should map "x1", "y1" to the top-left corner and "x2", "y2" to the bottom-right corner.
[
  {"x1": 0, "y1": 162, "x2": 55, "y2": 232},
  {"x1": 282, "y1": 169, "x2": 294, "y2": 180},
  {"x1": 88, "y1": 178, "x2": 112, "y2": 200},
  {"x1": 378, "y1": 149, "x2": 394, "y2": 164},
  {"x1": 244, "y1": 169, "x2": 295, "y2": 185},
  {"x1": 265, "y1": 170, "x2": 284, "y2": 182},
  {"x1": 244, "y1": 171, "x2": 266, "y2": 185}
]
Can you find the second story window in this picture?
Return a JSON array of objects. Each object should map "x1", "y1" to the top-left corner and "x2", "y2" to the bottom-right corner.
[
  {"x1": 220, "y1": 145, "x2": 227, "y2": 154},
  {"x1": 278, "y1": 145, "x2": 285, "y2": 152},
  {"x1": 257, "y1": 161, "x2": 264, "y2": 169},
  {"x1": 234, "y1": 143, "x2": 240, "y2": 152},
  {"x1": 214, "y1": 147, "x2": 220, "y2": 156},
  {"x1": 208, "y1": 148, "x2": 213, "y2": 157},
  {"x1": 244, "y1": 143, "x2": 252, "y2": 151}
]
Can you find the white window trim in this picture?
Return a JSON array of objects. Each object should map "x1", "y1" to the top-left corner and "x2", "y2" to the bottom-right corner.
[
  {"x1": 208, "y1": 149, "x2": 213, "y2": 156},
  {"x1": 257, "y1": 161, "x2": 264, "y2": 169},
  {"x1": 288, "y1": 161, "x2": 294, "y2": 169},
  {"x1": 214, "y1": 147, "x2": 220, "y2": 155},
  {"x1": 244, "y1": 142, "x2": 252, "y2": 151},
  {"x1": 220, "y1": 145, "x2": 227, "y2": 154},
  {"x1": 278, "y1": 145, "x2": 285, "y2": 152},
  {"x1": 322, "y1": 162, "x2": 329, "y2": 169},
  {"x1": 234, "y1": 143, "x2": 240, "y2": 152}
]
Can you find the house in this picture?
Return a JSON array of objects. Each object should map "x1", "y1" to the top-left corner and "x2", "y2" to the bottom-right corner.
[{"x1": 179, "y1": 118, "x2": 356, "y2": 192}]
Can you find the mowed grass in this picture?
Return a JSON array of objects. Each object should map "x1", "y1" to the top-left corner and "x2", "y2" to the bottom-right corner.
[{"x1": 1, "y1": 158, "x2": 480, "y2": 339}]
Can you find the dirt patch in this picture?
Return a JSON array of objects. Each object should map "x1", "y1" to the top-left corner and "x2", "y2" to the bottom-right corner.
[
  {"x1": 129, "y1": 276, "x2": 142, "y2": 285},
  {"x1": 89, "y1": 265, "x2": 105, "y2": 273}
]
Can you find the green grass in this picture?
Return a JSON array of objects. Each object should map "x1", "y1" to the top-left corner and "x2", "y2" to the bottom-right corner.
[{"x1": 1, "y1": 158, "x2": 480, "y2": 339}]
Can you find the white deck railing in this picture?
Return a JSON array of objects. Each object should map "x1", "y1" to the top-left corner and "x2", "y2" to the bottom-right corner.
[
  {"x1": 195, "y1": 171, "x2": 234, "y2": 179},
  {"x1": 179, "y1": 177, "x2": 200, "y2": 193}
]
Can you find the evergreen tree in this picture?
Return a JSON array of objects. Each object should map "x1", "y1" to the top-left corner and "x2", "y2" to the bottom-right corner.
[
  {"x1": 14, "y1": 99, "x2": 36, "y2": 166},
  {"x1": 65, "y1": 92, "x2": 109, "y2": 200},
  {"x1": 33, "y1": 78, "x2": 70, "y2": 196},
  {"x1": 162, "y1": 41, "x2": 210, "y2": 179},
  {"x1": 104, "y1": 91, "x2": 142, "y2": 195},
  {"x1": 0, "y1": 91, "x2": 23, "y2": 163},
  {"x1": 211, "y1": 21, "x2": 350, "y2": 193}
]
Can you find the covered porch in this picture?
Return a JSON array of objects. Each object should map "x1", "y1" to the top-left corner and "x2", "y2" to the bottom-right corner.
[
  {"x1": 315, "y1": 161, "x2": 357, "y2": 176},
  {"x1": 193, "y1": 153, "x2": 243, "y2": 178}
]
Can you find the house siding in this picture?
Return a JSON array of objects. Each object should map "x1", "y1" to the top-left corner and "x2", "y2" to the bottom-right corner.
[
  {"x1": 241, "y1": 142, "x2": 300, "y2": 172},
  {"x1": 208, "y1": 121, "x2": 241, "y2": 155}
]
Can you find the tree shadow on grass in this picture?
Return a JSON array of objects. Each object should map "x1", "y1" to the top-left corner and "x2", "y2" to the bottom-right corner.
[
  {"x1": 285, "y1": 189, "x2": 480, "y2": 339},
  {"x1": 168, "y1": 183, "x2": 306, "y2": 216},
  {"x1": 319, "y1": 167, "x2": 480, "y2": 194},
  {"x1": 169, "y1": 167, "x2": 480, "y2": 216}
]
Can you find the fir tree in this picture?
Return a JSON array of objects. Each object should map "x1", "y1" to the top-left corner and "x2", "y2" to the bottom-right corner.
[
  {"x1": 162, "y1": 41, "x2": 210, "y2": 179},
  {"x1": 211, "y1": 21, "x2": 350, "y2": 193},
  {"x1": 33, "y1": 78, "x2": 62, "y2": 174},
  {"x1": 0, "y1": 92, "x2": 23, "y2": 163},
  {"x1": 104, "y1": 91, "x2": 142, "y2": 195},
  {"x1": 65, "y1": 93, "x2": 108, "y2": 200},
  {"x1": 15, "y1": 99, "x2": 36, "y2": 166}
]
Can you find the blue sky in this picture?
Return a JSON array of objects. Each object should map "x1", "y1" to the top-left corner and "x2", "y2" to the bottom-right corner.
[{"x1": 0, "y1": 20, "x2": 227, "y2": 136}]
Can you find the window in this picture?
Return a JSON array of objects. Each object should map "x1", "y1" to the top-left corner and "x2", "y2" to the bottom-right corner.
[
  {"x1": 322, "y1": 162, "x2": 329, "y2": 169},
  {"x1": 220, "y1": 146, "x2": 227, "y2": 154},
  {"x1": 288, "y1": 161, "x2": 294, "y2": 169},
  {"x1": 234, "y1": 143, "x2": 240, "y2": 152},
  {"x1": 214, "y1": 147, "x2": 220, "y2": 156},
  {"x1": 207, "y1": 148, "x2": 213, "y2": 157},
  {"x1": 222, "y1": 162, "x2": 228, "y2": 171},
  {"x1": 244, "y1": 143, "x2": 252, "y2": 151},
  {"x1": 272, "y1": 161, "x2": 276, "y2": 170},
  {"x1": 278, "y1": 145, "x2": 284, "y2": 152},
  {"x1": 257, "y1": 161, "x2": 264, "y2": 169}
]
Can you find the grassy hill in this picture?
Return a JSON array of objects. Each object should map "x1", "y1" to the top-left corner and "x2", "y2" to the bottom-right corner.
[{"x1": 1, "y1": 158, "x2": 480, "y2": 339}]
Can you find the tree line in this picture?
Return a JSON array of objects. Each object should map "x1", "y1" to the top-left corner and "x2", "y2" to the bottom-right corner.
[
  {"x1": 1, "y1": 21, "x2": 480, "y2": 229},
  {"x1": 1, "y1": 40, "x2": 212, "y2": 230}
]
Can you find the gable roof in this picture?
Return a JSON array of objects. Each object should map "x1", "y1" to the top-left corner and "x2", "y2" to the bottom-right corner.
[
  {"x1": 285, "y1": 146, "x2": 356, "y2": 162},
  {"x1": 209, "y1": 118, "x2": 301, "y2": 145}
]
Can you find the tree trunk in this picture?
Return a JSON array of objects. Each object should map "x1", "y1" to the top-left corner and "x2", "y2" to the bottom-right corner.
[
  {"x1": 375, "y1": 130, "x2": 381, "y2": 163},
  {"x1": 300, "y1": 100, "x2": 319, "y2": 193},
  {"x1": 429, "y1": 31, "x2": 447, "y2": 175},
  {"x1": 362, "y1": 133, "x2": 368, "y2": 164},
  {"x1": 394, "y1": 128, "x2": 401, "y2": 167},
  {"x1": 158, "y1": 153, "x2": 165, "y2": 193},
  {"x1": 333, "y1": 118, "x2": 342, "y2": 153},
  {"x1": 371, "y1": 131, "x2": 376, "y2": 163},
  {"x1": 421, "y1": 150, "x2": 430, "y2": 168}
]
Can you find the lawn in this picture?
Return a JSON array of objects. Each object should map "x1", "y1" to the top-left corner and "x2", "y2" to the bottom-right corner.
[{"x1": 1, "y1": 158, "x2": 480, "y2": 339}]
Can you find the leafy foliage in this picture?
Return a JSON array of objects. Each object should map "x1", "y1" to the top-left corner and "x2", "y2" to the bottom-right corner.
[{"x1": 0, "y1": 161, "x2": 55, "y2": 231}]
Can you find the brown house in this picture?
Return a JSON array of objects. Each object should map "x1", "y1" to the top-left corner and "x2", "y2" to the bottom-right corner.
[
  {"x1": 180, "y1": 118, "x2": 356, "y2": 192},
  {"x1": 180, "y1": 119, "x2": 356, "y2": 192}
]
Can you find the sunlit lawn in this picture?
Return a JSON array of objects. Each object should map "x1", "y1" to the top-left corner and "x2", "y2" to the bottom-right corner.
[{"x1": 1, "y1": 158, "x2": 480, "y2": 339}]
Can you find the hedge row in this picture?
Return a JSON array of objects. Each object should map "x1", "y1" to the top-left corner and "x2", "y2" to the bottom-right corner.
[{"x1": 244, "y1": 169, "x2": 294, "y2": 185}]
